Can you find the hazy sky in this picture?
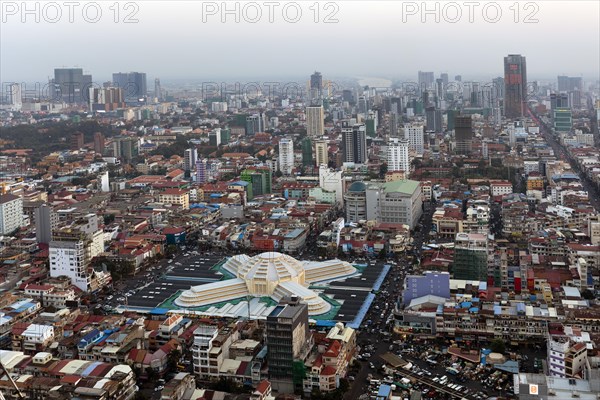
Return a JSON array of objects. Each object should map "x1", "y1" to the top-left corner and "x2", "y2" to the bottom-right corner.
[{"x1": 1, "y1": 1, "x2": 599, "y2": 84}]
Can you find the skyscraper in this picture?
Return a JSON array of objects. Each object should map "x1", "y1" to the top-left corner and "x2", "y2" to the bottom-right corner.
[
  {"x1": 425, "y1": 107, "x2": 442, "y2": 133},
  {"x1": 387, "y1": 138, "x2": 410, "y2": 173},
  {"x1": 454, "y1": 115, "x2": 473, "y2": 154},
  {"x1": 53, "y1": 68, "x2": 87, "y2": 103},
  {"x1": 310, "y1": 71, "x2": 322, "y2": 102},
  {"x1": 278, "y1": 137, "x2": 294, "y2": 175},
  {"x1": 306, "y1": 106, "x2": 324, "y2": 137},
  {"x1": 418, "y1": 71, "x2": 434, "y2": 91},
  {"x1": 154, "y1": 78, "x2": 162, "y2": 101},
  {"x1": 342, "y1": 124, "x2": 367, "y2": 164},
  {"x1": 503, "y1": 54, "x2": 527, "y2": 118},
  {"x1": 389, "y1": 113, "x2": 399, "y2": 137},
  {"x1": 358, "y1": 96, "x2": 368, "y2": 114},
  {"x1": 315, "y1": 140, "x2": 329, "y2": 167},
  {"x1": 112, "y1": 72, "x2": 147, "y2": 101}
]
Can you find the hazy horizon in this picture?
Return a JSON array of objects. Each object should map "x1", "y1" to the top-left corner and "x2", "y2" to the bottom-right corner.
[{"x1": 1, "y1": 1, "x2": 598, "y2": 84}]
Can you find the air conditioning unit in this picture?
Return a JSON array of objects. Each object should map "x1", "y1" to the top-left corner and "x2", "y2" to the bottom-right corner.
[{"x1": 548, "y1": 389, "x2": 556, "y2": 396}]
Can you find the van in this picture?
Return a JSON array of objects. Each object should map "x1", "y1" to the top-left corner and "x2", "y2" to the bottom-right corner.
[{"x1": 370, "y1": 379, "x2": 381, "y2": 386}]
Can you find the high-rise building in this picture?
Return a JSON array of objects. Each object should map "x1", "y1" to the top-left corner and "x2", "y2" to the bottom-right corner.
[
  {"x1": 390, "y1": 97, "x2": 402, "y2": 115},
  {"x1": 112, "y1": 72, "x2": 147, "y2": 101},
  {"x1": 454, "y1": 75, "x2": 462, "y2": 82},
  {"x1": 246, "y1": 113, "x2": 266, "y2": 136},
  {"x1": 0, "y1": 194, "x2": 23, "y2": 235},
  {"x1": 184, "y1": 148, "x2": 198, "y2": 172},
  {"x1": 7, "y1": 83, "x2": 22, "y2": 111},
  {"x1": 403, "y1": 124, "x2": 424, "y2": 155},
  {"x1": 425, "y1": 107, "x2": 442, "y2": 132},
  {"x1": 358, "y1": 96, "x2": 368, "y2": 114},
  {"x1": 553, "y1": 108, "x2": 572, "y2": 132},
  {"x1": 301, "y1": 137, "x2": 313, "y2": 167},
  {"x1": 306, "y1": 106, "x2": 324, "y2": 137},
  {"x1": 112, "y1": 137, "x2": 138, "y2": 163},
  {"x1": 195, "y1": 159, "x2": 207, "y2": 184},
  {"x1": 550, "y1": 93, "x2": 570, "y2": 110},
  {"x1": 53, "y1": 68, "x2": 88, "y2": 103},
  {"x1": 35, "y1": 203, "x2": 58, "y2": 245},
  {"x1": 310, "y1": 71, "x2": 323, "y2": 102},
  {"x1": 89, "y1": 87, "x2": 125, "y2": 111},
  {"x1": 558, "y1": 75, "x2": 583, "y2": 92},
  {"x1": 418, "y1": 71, "x2": 434, "y2": 91},
  {"x1": 315, "y1": 140, "x2": 329, "y2": 167},
  {"x1": 387, "y1": 138, "x2": 410, "y2": 173},
  {"x1": 454, "y1": 115, "x2": 473, "y2": 154},
  {"x1": 342, "y1": 124, "x2": 367, "y2": 164},
  {"x1": 154, "y1": 78, "x2": 162, "y2": 101},
  {"x1": 389, "y1": 113, "x2": 399, "y2": 137},
  {"x1": 209, "y1": 129, "x2": 221, "y2": 147},
  {"x1": 93, "y1": 132, "x2": 105, "y2": 155},
  {"x1": 49, "y1": 214, "x2": 104, "y2": 291},
  {"x1": 503, "y1": 54, "x2": 527, "y2": 118},
  {"x1": 278, "y1": 137, "x2": 294, "y2": 175},
  {"x1": 452, "y1": 233, "x2": 489, "y2": 281},
  {"x1": 70, "y1": 132, "x2": 84, "y2": 150},
  {"x1": 266, "y1": 297, "x2": 311, "y2": 393}
]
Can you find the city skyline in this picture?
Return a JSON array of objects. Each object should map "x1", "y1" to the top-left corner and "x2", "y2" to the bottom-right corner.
[{"x1": 1, "y1": 1, "x2": 598, "y2": 83}]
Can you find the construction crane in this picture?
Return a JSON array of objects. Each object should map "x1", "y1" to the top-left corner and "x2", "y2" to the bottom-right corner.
[{"x1": 0, "y1": 360, "x2": 25, "y2": 399}]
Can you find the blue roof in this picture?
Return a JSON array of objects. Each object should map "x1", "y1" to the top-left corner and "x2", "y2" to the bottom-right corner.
[
  {"x1": 284, "y1": 228, "x2": 305, "y2": 239},
  {"x1": 378, "y1": 385, "x2": 392, "y2": 397},
  {"x1": 150, "y1": 308, "x2": 170, "y2": 315},
  {"x1": 231, "y1": 180, "x2": 249, "y2": 186}
]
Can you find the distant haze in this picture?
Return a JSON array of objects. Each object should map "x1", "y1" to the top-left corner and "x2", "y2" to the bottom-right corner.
[{"x1": 1, "y1": 1, "x2": 598, "y2": 83}]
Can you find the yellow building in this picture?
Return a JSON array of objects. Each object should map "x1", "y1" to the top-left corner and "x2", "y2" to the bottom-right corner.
[{"x1": 158, "y1": 189, "x2": 190, "y2": 209}]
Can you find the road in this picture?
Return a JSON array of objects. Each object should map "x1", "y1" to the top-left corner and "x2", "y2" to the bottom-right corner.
[
  {"x1": 344, "y1": 202, "x2": 437, "y2": 400},
  {"x1": 528, "y1": 107, "x2": 600, "y2": 212}
]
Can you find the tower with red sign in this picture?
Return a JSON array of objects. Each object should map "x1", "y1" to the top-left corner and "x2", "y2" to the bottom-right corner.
[{"x1": 503, "y1": 54, "x2": 527, "y2": 119}]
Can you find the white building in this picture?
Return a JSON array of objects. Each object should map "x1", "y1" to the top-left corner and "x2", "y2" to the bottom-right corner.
[
  {"x1": 278, "y1": 138, "x2": 294, "y2": 175},
  {"x1": 184, "y1": 148, "x2": 198, "y2": 172},
  {"x1": 387, "y1": 138, "x2": 410, "y2": 173},
  {"x1": 490, "y1": 181, "x2": 513, "y2": 197},
  {"x1": 0, "y1": 194, "x2": 23, "y2": 235},
  {"x1": 49, "y1": 214, "x2": 104, "y2": 291},
  {"x1": 211, "y1": 102, "x2": 228, "y2": 112},
  {"x1": 306, "y1": 106, "x2": 324, "y2": 137},
  {"x1": 403, "y1": 124, "x2": 424, "y2": 155},
  {"x1": 8, "y1": 83, "x2": 22, "y2": 111},
  {"x1": 319, "y1": 165, "x2": 344, "y2": 206}
]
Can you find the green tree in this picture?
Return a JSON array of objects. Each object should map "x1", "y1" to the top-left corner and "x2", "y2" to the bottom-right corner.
[
  {"x1": 379, "y1": 163, "x2": 388, "y2": 179},
  {"x1": 167, "y1": 349, "x2": 181, "y2": 374}
]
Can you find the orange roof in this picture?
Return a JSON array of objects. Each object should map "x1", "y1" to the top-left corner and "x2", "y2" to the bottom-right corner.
[{"x1": 255, "y1": 379, "x2": 271, "y2": 394}]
